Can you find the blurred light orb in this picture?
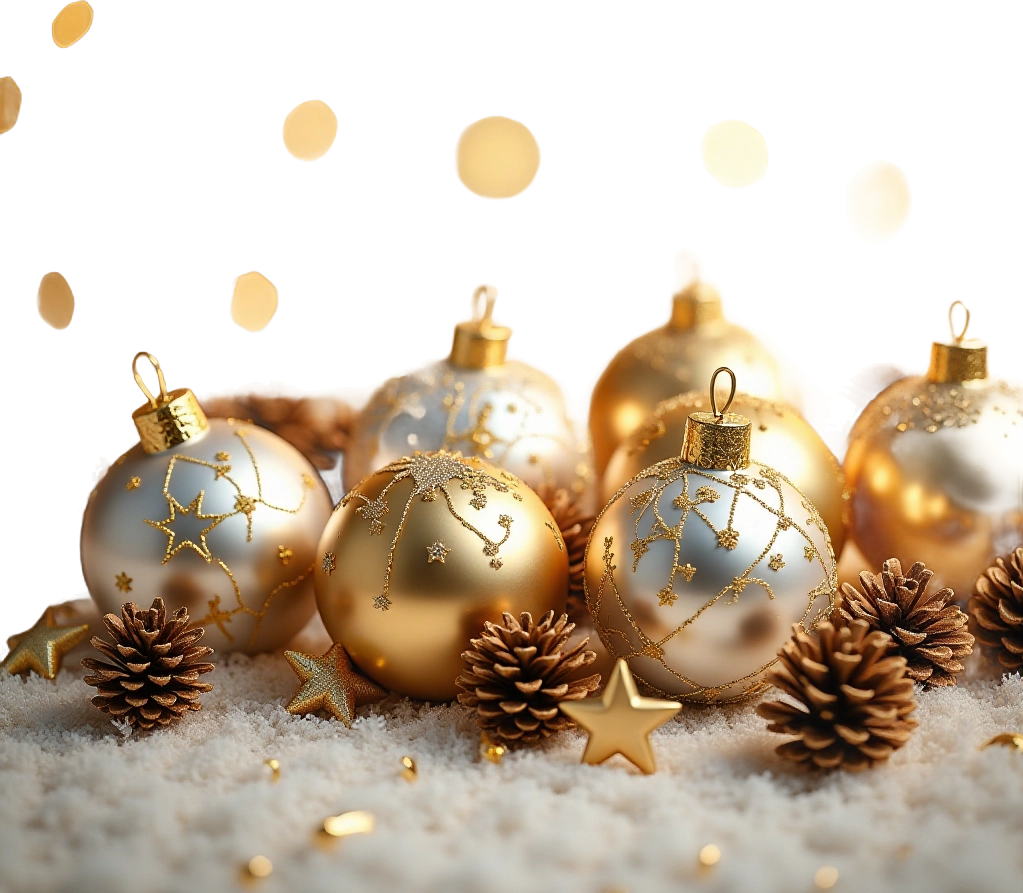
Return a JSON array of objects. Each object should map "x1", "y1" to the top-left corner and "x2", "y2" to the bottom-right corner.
[
  {"x1": 701, "y1": 120, "x2": 768, "y2": 188},
  {"x1": 0, "y1": 76, "x2": 22, "y2": 135},
  {"x1": 846, "y1": 161, "x2": 910, "y2": 240},
  {"x1": 231, "y1": 272, "x2": 278, "y2": 331},
  {"x1": 283, "y1": 100, "x2": 337, "y2": 161},
  {"x1": 37, "y1": 272, "x2": 75, "y2": 329},
  {"x1": 457, "y1": 116, "x2": 540, "y2": 198},
  {"x1": 52, "y1": 2, "x2": 94, "y2": 48}
]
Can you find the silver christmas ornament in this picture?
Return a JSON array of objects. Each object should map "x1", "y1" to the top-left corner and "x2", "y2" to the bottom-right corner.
[{"x1": 81, "y1": 353, "x2": 333, "y2": 654}]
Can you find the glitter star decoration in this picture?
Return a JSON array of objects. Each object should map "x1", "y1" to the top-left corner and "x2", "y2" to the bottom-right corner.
[
  {"x1": 426, "y1": 542, "x2": 450, "y2": 564},
  {"x1": 321, "y1": 552, "x2": 336, "y2": 575},
  {"x1": 678, "y1": 563, "x2": 697, "y2": 582},
  {"x1": 769, "y1": 553, "x2": 786, "y2": 571},
  {"x1": 143, "y1": 490, "x2": 228, "y2": 564},
  {"x1": 3, "y1": 608, "x2": 90, "y2": 680},
  {"x1": 114, "y1": 572, "x2": 133, "y2": 593},
  {"x1": 278, "y1": 546, "x2": 293, "y2": 566},
  {"x1": 804, "y1": 545, "x2": 816, "y2": 562},
  {"x1": 657, "y1": 587, "x2": 677, "y2": 607},
  {"x1": 559, "y1": 659, "x2": 681, "y2": 774},
  {"x1": 284, "y1": 644, "x2": 387, "y2": 727}
]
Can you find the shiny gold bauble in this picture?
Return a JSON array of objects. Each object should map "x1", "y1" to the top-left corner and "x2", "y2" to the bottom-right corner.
[
  {"x1": 589, "y1": 276, "x2": 784, "y2": 477},
  {"x1": 81, "y1": 354, "x2": 333, "y2": 654},
  {"x1": 316, "y1": 450, "x2": 568, "y2": 701},
  {"x1": 345, "y1": 286, "x2": 591, "y2": 499},
  {"x1": 585, "y1": 374, "x2": 836, "y2": 703},
  {"x1": 604, "y1": 391, "x2": 848, "y2": 556},
  {"x1": 845, "y1": 308, "x2": 1022, "y2": 601}
]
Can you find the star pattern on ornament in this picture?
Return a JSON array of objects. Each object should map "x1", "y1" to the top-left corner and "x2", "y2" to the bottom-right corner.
[
  {"x1": 426, "y1": 542, "x2": 450, "y2": 563},
  {"x1": 321, "y1": 552, "x2": 336, "y2": 575},
  {"x1": 213, "y1": 463, "x2": 232, "y2": 480},
  {"x1": 284, "y1": 644, "x2": 387, "y2": 727},
  {"x1": 558, "y1": 659, "x2": 681, "y2": 774},
  {"x1": 144, "y1": 490, "x2": 229, "y2": 564},
  {"x1": 278, "y1": 546, "x2": 293, "y2": 566},
  {"x1": 373, "y1": 594, "x2": 392, "y2": 611},
  {"x1": 678, "y1": 563, "x2": 697, "y2": 582},
  {"x1": 716, "y1": 528, "x2": 739, "y2": 550},
  {"x1": 126, "y1": 476, "x2": 141, "y2": 490},
  {"x1": 216, "y1": 451, "x2": 231, "y2": 462},
  {"x1": 115, "y1": 572, "x2": 133, "y2": 593},
  {"x1": 3, "y1": 608, "x2": 90, "y2": 680},
  {"x1": 732, "y1": 576, "x2": 749, "y2": 594},
  {"x1": 769, "y1": 553, "x2": 786, "y2": 571},
  {"x1": 302, "y1": 474, "x2": 316, "y2": 489},
  {"x1": 490, "y1": 557, "x2": 504, "y2": 570},
  {"x1": 657, "y1": 587, "x2": 677, "y2": 607},
  {"x1": 804, "y1": 545, "x2": 816, "y2": 562}
]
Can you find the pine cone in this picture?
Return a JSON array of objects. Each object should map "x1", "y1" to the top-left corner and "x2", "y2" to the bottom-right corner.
[
  {"x1": 83, "y1": 598, "x2": 214, "y2": 730},
  {"x1": 756, "y1": 620, "x2": 918, "y2": 771},
  {"x1": 457, "y1": 611, "x2": 601, "y2": 744},
  {"x1": 536, "y1": 486, "x2": 594, "y2": 619},
  {"x1": 837, "y1": 558, "x2": 973, "y2": 686},
  {"x1": 842, "y1": 358, "x2": 916, "y2": 435},
  {"x1": 203, "y1": 394, "x2": 355, "y2": 470},
  {"x1": 969, "y1": 546, "x2": 1023, "y2": 671}
]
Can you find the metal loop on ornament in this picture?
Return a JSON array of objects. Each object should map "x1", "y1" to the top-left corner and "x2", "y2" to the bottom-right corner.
[
  {"x1": 709, "y1": 366, "x2": 737, "y2": 419},
  {"x1": 948, "y1": 301, "x2": 970, "y2": 343},
  {"x1": 132, "y1": 351, "x2": 170, "y2": 408},
  {"x1": 472, "y1": 285, "x2": 498, "y2": 327}
]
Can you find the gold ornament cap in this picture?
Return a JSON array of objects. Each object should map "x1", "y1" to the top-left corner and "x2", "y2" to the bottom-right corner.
[
  {"x1": 669, "y1": 252, "x2": 723, "y2": 329},
  {"x1": 449, "y1": 285, "x2": 512, "y2": 369},
  {"x1": 681, "y1": 367, "x2": 752, "y2": 470},
  {"x1": 927, "y1": 301, "x2": 987, "y2": 384},
  {"x1": 130, "y1": 352, "x2": 208, "y2": 453}
]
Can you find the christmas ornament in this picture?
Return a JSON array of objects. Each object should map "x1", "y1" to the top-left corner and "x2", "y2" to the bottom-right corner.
[
  {"x1": 80, "y1": 353, "x2": 333, "y2": 654},
  {"x1": 585, "y1": 368, "x2": 837, "y2": 704},
  {"x1": 456, "y1": 611, "x2": 601, "y2": 744},
  {"x1": 756, "y1": 620, "x2": 918, "y2": 771},
  {"x1": 588, "y1": 260, "x2": 784, "y2": 476},
  {"x1": 837, "y1": 558, "x2": 973, "y2": 686},
  {"x1": 3, "y1": 608, "x2": 89, "y2": 679},
  {"x1": 344, "y1": 286, "x2": 591, "y2": 499},
  {"x1": 844, "y1": 302, "x2": 1023, "y2": 601},
  {"x1": 284, "y1": 643, "x2": 387, "y2": 726},
  {"x1": 558, "y1": 658, "x2": 681, "y2": 774},
  {"x1": 604, "y1": 390, "x2": 847, "y2": 556},
  {"x1": 969, "y1": 546, "x2": 1023, "y2": 671},
  {"x1": 315, "y1": 449, "x2": 568, "y2": 701},
  {"x1": 83, "y1": 597, "x2": 214, "y2": 730}
]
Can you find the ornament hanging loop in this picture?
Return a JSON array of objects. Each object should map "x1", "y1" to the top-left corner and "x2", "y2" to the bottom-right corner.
[
  {"x1": 948, "y1": 301, "x2": 970, "y2": 343},
  {"x1": 132, "y1": 351, "x2": 170, "y2": 409},
  {"x1": 472, "y1": 285, "x2": 498, "y2": 328},
  {"x1": 709, "y1": 366, "x2": 737, "y2": 419}
]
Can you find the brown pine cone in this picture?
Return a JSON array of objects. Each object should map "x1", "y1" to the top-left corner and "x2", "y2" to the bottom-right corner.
[
  {"x1": 536, "y1": 486, "x2": 594, "y2": 619},
  {"x1": 756, "y1": 620, "x2": 918, "y2": 771},
  {"x1": 83, "y1": 598, "x2": 214, "y2": 730},
  {"x1": 969, "y1": 546, "x2": 1023, "y2": 671},
  {"x1": 203, "y1": 394, "x2": 355, "y2": 470},
  {"x1": 457, "y1": 611, "x2": 601, "y2": 744},
  {"x1": 838, "y1": 358, "x2": 920, "y2": 435},
  {"x1": 837, "y1": 558, "x2": 973, "y2": 686}
]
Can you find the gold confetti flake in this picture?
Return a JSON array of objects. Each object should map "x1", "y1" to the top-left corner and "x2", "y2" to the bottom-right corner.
[
  {"x1": 480, "y1": 732, "x2": 507, "y2": 764},
  {"x1": 0, "y1": 77, "x2": 22, "y2": 135},
  {"x1": 52, "y1": 2, "x2": 94, "y2": 48},
  {"x1": 263, "y1": 758, "x2": 280, "y2": 782},
  {"x1": 283, "y1": 100, "x2": 337, "y2": 161},
  {"x1": 231, "y1": 272, "x2": 278, "y2": 332},
  {"x1": 702, "y1": 120, "x2": 768, "y2": 188},
  {"x1": 457, "y1": 116, "x2": 540, "y2": 198},
  {"x1": 400, "y1": 756, "x2": 417, "y2": 781},
  {"x1": 37, "y1": 272, "x2": 75, "y2": 329}
]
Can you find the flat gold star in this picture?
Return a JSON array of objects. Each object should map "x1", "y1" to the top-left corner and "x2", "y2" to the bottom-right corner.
[
  {"x1": 284, "y1": 644, "x2": 387, "y2": 727},
  {"x1": 115, "y1": 572, "x2": 133, "y2": 593},
  {"x1": 3, "y1": 608, "x2": 90, "y2": 680},
  {"x1": 144, "y1": 490, "x2": 228, "y2": 564},
  {"x1": 559, "y1": 659, "x2": 681, "y2": 774}
]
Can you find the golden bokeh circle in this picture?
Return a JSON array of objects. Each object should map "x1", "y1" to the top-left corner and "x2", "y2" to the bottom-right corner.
[
  {"x1": 701, "y1": 120, "x2": 768, "y2": 188},
  {"x1": 457, "y1": 116, "x2": 540, "y2": 198},
  {"x1": 231, "y1": 272, "x2": 278, "y2": 331},
  {"x1": 37, "y1": 272, "x2": 75, "y2": 329},
  {"x1": 52, "y1": 2, "x2": 94, "y2": 48},
  {"x1": 846, "y1": 161, "x2": 910, "y2": 240},
  {"x1": 282, "y1": 100, "x2": 338, "y2": 161},
  {"x1": 0, "y1": 77, "x2": 22, "y2": 135}
]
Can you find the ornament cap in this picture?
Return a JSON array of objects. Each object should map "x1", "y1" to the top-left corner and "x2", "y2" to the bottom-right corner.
[
  {"x1": 681, "y1": 367, "x2": 752, "y2": 469},
  {"x1": 449, "y1": 285, "x2": 512, "y2": 369},
  {"x1": 927, "y1": 302, "x2": 987, "y2": 383},
  {"x1": 130, "y1": 351, "x2": 208, "y2": 453},
  {"x1": 670, "y1": 280, "x2": 724, "y2": 329}
]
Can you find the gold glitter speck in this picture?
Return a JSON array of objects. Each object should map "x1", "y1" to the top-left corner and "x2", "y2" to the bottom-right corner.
[
  {"x1": 278, "y1": 546, "x2": 293, "y2": 566},
  {"x1": 264, "y1": 759, "x2": 280, "y2": 782},
  {"x1": 126, "y1": 477, "x2": 141, "y2": 490},
  {"x1": 400, "y1": 756, "x2": 418, "y2": 781},
  {"x1": 216, "y1": 452, "x2": 231, "y2": 462}
]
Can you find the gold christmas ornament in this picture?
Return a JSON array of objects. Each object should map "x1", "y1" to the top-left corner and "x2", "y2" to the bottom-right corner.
[
  {"x1": 315, "y1": 450, "x2": 568, "y2": 701},
  {"x1": 605, "y1": 390, "x2": 847, "y2": 556},
  {"x1": 844, "y1": 302, "x2": 1023, "y2": 602},
  {"x1": 3, "y1": 608, "x2": 90, "y2": 679},
  {"x1": 284, "y1": 643, "x2": 387, "y2": 726},
  {"x1": 588, "y1": 259, "x2": 785, "y2": 477},
  {"x1": 558, "y1": 658, "x2": 681, "y2": 774},
  {"x1": 81, "y1": 353, "x2": 333, "y2": 654},
  {"x1": 344, "y1": 286, "x2": 591, "y2": 499},
  {"x1": 585, "y1": 368, "x2": 837, "y2": 704}
]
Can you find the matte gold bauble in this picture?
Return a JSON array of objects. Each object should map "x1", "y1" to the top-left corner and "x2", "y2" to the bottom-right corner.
[
  {"x1": 845, "y1": 303, "x2": 1023, "y2": 601},
  {"x1": 605, "y1": 391, "x2": 848, "y2": 557},
  {"x1": 316, "y1": 450, "x2": 568, "y2": 701},
  {"x1": 585, "y1": 369, "x2": 836, "y2": 704},
  {"x1": 345, "y1": 286, "x2": 591, "y2": 500},
  {"x1": 589, "y1": 272, "x2": 784, "y2": 477},
  {"x1": 81, "y1": 353, "x2": 333, "y2": 654}
]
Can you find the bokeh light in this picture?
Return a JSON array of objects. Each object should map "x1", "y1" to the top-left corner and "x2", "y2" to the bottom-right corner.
[
  {"x1": 846, "y1": 161, "x2": 911, "y2": 240},
  {"x1": 231, "y1": 272, "x2": 278, "y2": 331},
  {"x1": 701, "y1": 120, "x2": 768, "y2": 188},
  {"x1": 0, "y1": 77, "x2": 22, "y2": 135},
  {"x1": 37, "y1": 272, "x2": 75, "y2": 329},
  {"x1": 52, "y1": 2, "x2": 94, "y2": 49},
  {"x1": 457, "y1": 116, "x2": 540, "y2": 198},
  {"x1": 283, "y1": 100, "x2": 338, "y2": 161}
]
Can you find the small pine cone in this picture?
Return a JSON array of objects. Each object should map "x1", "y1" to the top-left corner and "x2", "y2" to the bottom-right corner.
[
  {"x1": 837, "y1": 558, "x2": 973, "y2": 686},
  {"x1": 536, "y1": 486, "x2": 594, "y2": 619},
  {"x1": 83, "y1": 598, "x2": 214, "y2": 731},
  {"x1": 838, "y1": 358, "x2": 920, "y2": 435},
  {"x1": 457, "y1": 611, "x2": 601, "y2": 744},
  {"x1": 756, "y1": 620, "x2": 918, "y2": 771},
  {"x1": 969, "y1": 546, "x2": 1023, "y2": 671}
]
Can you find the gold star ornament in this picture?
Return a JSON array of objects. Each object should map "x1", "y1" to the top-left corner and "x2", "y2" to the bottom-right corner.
[
  {"x1": 284, "y1": 644, "x2": 387, "y2": 727},
  {"x1": 559, "y1": 658, "x2": 681, "y2": 774},
  {"x1": 3, "y1": 608, "x2": 90, "y2": 679}
]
